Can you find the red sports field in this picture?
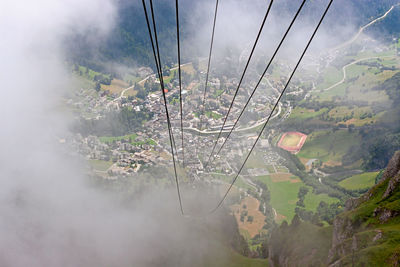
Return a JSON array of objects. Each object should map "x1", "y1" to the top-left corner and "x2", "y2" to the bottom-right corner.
[{"x1": 277, "y1": 132, "x2": 307, "y2": 154}]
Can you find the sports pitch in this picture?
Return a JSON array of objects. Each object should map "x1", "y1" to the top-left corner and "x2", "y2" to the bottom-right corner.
[{"x1": 277, "y1": 132, "x2": 307, "y2": 153}]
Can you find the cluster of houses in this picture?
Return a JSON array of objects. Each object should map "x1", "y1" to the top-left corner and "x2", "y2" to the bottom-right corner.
[
  {"x1": 71, "y1": 134, "x2": 168, "y2": 178},
  {"x1": 68, "y1": 61, "x2": 308, "y2": 180}
]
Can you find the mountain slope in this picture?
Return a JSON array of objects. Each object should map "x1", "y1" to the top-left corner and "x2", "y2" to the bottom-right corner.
[
  {"x1": 66, "y1": 0, "x2": 400, "y2": 71},
  {"x1": 328, "y1": 151, "x2": 400, "y2": 266},
  {"x1": 267, "y1": 151, "x2": 400, "y2": 266}
]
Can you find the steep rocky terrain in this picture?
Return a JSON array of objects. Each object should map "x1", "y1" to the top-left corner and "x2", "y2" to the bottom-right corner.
[
  {"x1": 328, "y1": 151, "x2": 400, "y2": 266},
  {"x1": 268, "y1": 151, "x2": 400, "y2": 266}
]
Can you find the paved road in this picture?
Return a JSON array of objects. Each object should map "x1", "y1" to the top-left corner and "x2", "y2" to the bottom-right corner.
[
  {"x1": 321, "y1": 4, "x2": 399, "y2": 92},
  {"x1": 323, "y1": 55, "x2": 394, "y2": 91},
  {"x1": 332, "y1": 4, "x2": 399, "y2": 52},
  {"x1": 108, "y1": 62, "x2": 192, "y2": 107},
  {"x1": 184, "y1": 102, "x2": 282, "y2": 135}
]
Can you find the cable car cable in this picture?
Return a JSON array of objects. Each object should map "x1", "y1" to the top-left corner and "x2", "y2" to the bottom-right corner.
[
  {"x1": 142, "y1": 0, "x2": 184, "y2": 214},
  {"x1": 148, "y1": 0, "x2": 179, "y2": 157},
  {"x1": 202, "y1": 0, "x2": 220, "y2": 107},
  {"x1": 204, "y1": 0, "x2": 274, "y2": 169},
  {"x1": 210, "y1": 0, "x2": 334, "y2": 213},
  {"x1": 215, "y1": 0, "x2": 307, "y2": 158},
  {"x1": 175, "y1": 0, "x2": 185, "y2": 167}
]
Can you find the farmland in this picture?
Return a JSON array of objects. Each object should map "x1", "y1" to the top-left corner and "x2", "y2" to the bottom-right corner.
[
  {"x1": 289, "y1": 107, "x2": 328, "y2": 120},
  {"x1": 296, "y1": 129, "x2": 360, "y2": 164},
  {"x1": 339, "y1": 171, "x2": 379, "y2": 190},
  {"x1": 311, "y1": 54, "x2": 397, "y2": 103},
  {"x1": 256, "y1": 175, "x2": 338, "y2": 222},
  {"x1": 231, "y1": 196, "x2": 267, "y2": 239},
  {"x1": 101, "y1": 79, "x2": 129, "y2": 95},
  {"x1": 99, "y1": 134, "x2": 156, "y2": 146}
]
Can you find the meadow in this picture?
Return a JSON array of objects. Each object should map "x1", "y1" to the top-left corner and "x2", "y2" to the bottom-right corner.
[
  {"x1": 339, "y1": 171, "x2": 379, "y2": 190},
  {"x1": 99, "y1": 133, "x2": 156, "y2": 146},
  {"x1": 101, "y1": 79, "x2": 129, "y2": 95},
  {"x1": 296, "y1": 129, "x2": 360, "y2": 164},
  {"x1": 289, "y1": 107, "x2": 328, "y2": 120},
  {"x1": 256, "y1": 175, "x2": 338, "y2": 222}
]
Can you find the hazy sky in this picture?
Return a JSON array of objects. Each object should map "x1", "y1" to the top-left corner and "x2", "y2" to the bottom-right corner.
[
  {"x1": 0, "y1": 1, "x2": 231, "y2": 266},
  {"x1": 0, "y1": 0, "x2": 383, "y2": 266}
]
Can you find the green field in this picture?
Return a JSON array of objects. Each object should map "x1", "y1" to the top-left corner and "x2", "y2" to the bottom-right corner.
[
  {"x1": 304, "y1": 192, "x2": 339, "y2": 212},
  {"x1": 256, "y1": 175, "x2": 338, "y2": 222},
  {"x1": 339, "y1": 171, "x2": 379, "y2": 190},
  {"x1": 199, "y1": 244, "x2": 269, "y2": 267},
  {"x1": 257, "y1": 175, "x2": 301, "y2": 221},
  {"x1": 99, "y1": 133, "x2": 137, "y2": 143},
  {"x1": 316, "y1": 66, "x2": 343, "y2": 90},
  {"x1": 75, "y1": 65, "x2": 110, "y2": 81},
  {"x1": 312, "y1": 54, "x2": 396, "y2": 103},
  {"x1": 327, "y1": 105, "x2": 384, "y2": 126},
  {"x1": 329, "y1": 171, "x2": 400, "y2": 266},
  {"x1": 289, "y1": 107, "x2": 328, "y2": 120},
  {"x1": 314, "y1": 83, "x2": 347, "y2": 101},
  {"x1": 205, "y1": 111, "x2": 223, "y2": 119},
  {"x1": 282, "y1": 51, "x2": 395, "y2": 105},
  {"x1": 328, "y1": 106, "x2": 371, "y2": 119},
  {"x1": 212, "y1": 174, "x2": 256, "y2": 192},
  {"x1": 297, "y1": 129, "x2": 360, "y2": 163},
  {"x1": 99, "y1": 134, "x2": 156, "y2": 146}
]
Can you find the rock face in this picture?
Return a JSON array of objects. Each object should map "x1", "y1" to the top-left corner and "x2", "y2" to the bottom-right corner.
[
  {"x1": 328, "y1": 216, "x2": 355, "y2": 264},
  {"x1": 382, "y1": 151, "x2": 400, "y2": 182},
  {"x1": 382, "y1": 151, "x2": 400, "y2": 198},
  {"x1": 344, "y1": 151, "x2": 400, "y2": 212},
  {"x1": 328, "y1": 151, "x2": 400, "y2": 266},
  {"x1": 267, "y1": 152, "x2": 400, "y2": 266}
]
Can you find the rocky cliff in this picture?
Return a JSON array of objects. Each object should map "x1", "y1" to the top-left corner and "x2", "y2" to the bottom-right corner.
[
  {"x1": 267, "y1": 151, "x2": 400, "y2": 266},
  {"x1": 328, "y1": 151, "x2": 400, "y2": 266}
]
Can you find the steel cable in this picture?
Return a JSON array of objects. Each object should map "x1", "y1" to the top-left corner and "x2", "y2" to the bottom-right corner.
[{"x1": 210, "y1": 0, "x2": 334, "y2": 213}]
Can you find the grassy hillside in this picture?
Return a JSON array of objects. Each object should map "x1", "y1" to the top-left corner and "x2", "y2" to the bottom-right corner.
[
  {"x1": 267, "y1": 151, "x2": 400, "y2": 266},
  {"x1": 329, "y1": 166, "x2": 400, "y2": 265},
  {"x1": 194, "y1": 241, "x2": 269, "y2": 267},
  {"x1": 297, "y1": 129, "x2": 360, "y2": 164},
  {"x1": 269, "y1": 219, "x2": 333, "y2": 266},
  {"x1": 66, "y1": 0, "x2": 400, "y2": 71}
]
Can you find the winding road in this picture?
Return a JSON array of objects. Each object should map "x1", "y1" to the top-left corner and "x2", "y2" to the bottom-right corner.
[
  {"x1": 323, "y1": 55, "x2": 394, "y2": 91},
  {"x1": 332, "y1": 3, "x2": 400, "y2": 52},
  {"x1": 321, "y1": 3, "x2": 399, "y2": 91},
  {"x1": 183, "y1": 102, "x2": 282, "y2": 135},
  {"x1": 108, "y1": 62, "x2": 192, "y2": 107}
]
